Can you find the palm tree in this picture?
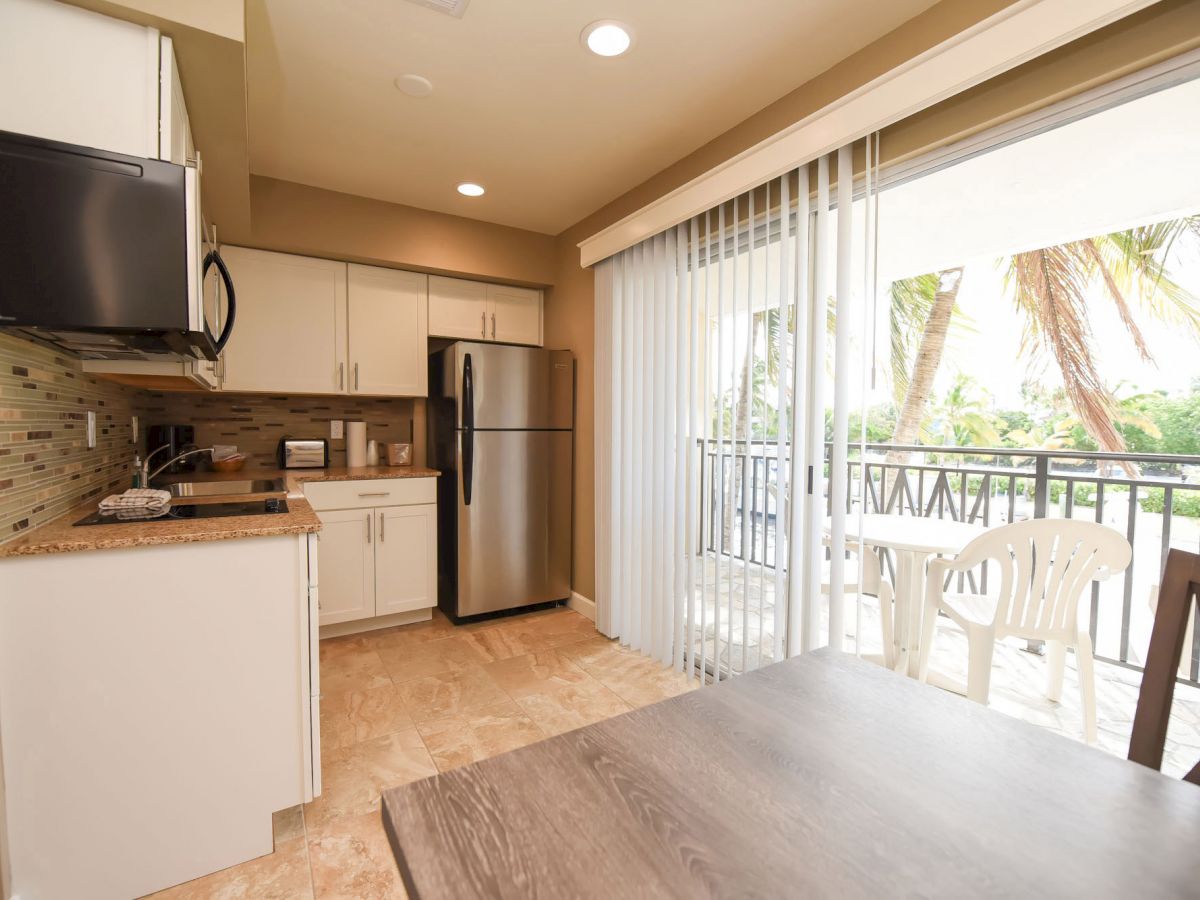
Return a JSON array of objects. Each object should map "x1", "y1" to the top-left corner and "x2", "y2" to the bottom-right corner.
[
  {"x1": 888, "y1": 268, "x2": 964, "y2": 456},
  {"x1": 926, "y1": 374, "x2": 1001, "y2": 447},
  {"x1": 889, "y1": 218, "x2": 1200, "y2": 464}
]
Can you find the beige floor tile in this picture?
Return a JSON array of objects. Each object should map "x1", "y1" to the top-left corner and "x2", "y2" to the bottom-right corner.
[
  {"x1": 307, "y1": 811, "x2": 407, "y2": 900},
  {"x1": 319, "y1": 635, "x2": 375, "y2": 665},
  {"x1": 272, "y1": 805, "x2": 306, "y2": 844},
  {"x1": 415, "y1": 700, "x2": 546, "y2": 771},
  {"x1": 493, "y1": 609, "x2": 598, "y2": 653},
  {"x1": 482, "y1": 649, "x2": 591, "y2": 699},
  {"x1": 320, "y1": 650, "x2": 393, "y2": 699},
  {"x1": 393, "y1": 667, "x2": 511, "y2": 723},
  {"x1": 453, "y1": 625, "x2": 531, "y2": 662},
  {"x1": 149, "y1": 837, "x2": 312, "y2": 899},
  {"x1": 366, "y1": 610, "x2": 457, "y2": 652},
  {"x1": 513, "y1": 678, "x2": 633, "y2": 737},
  {"x1": 305, "y1": 729, "x2": 437, "y2": 830},
  {"x1": 320, "y1": 685, "x2": 414, "y2": 751},
  {"x1": 561, "y1": 639, "x2": 698, "y2": 707},
  {"x1": 375, "y1": 635, "x2": 489, "y2": 684}
]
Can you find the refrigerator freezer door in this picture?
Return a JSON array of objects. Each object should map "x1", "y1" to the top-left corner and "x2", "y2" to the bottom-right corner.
[
  {"x1": 454, "y1": 429, "x2": 572, "y2": 616},
  {"x1": 453, "y1": 342, "x2": 573, "y2": 430}
]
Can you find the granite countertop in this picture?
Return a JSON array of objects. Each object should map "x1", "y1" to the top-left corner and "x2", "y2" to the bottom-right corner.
[
  {"x1": 0, "y1": 495, "x2": 322, "y2": 559},
  {"x1": 0, "y1": 466, "x2": 440, "y2": 559}
]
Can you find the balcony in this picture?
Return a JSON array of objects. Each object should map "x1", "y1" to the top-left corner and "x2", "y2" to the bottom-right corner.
[{"x1": 696, "y1": 440, "x2": 1200, "y2": 776}]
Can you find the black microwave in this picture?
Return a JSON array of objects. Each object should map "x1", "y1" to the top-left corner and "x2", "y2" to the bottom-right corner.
[{"x1": 0, "y1": 129, "x2": 235, "y2": 361}]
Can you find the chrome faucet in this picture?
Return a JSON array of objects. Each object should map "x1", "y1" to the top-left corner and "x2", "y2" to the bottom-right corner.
[{"x1": 143, "y1": 444, "x2": 214, "y2": 486}]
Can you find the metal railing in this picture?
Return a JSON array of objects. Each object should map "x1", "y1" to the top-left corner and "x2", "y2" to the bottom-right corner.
[{"x1": 699, "y1": 439, "x2": 1200, "y2": 685}]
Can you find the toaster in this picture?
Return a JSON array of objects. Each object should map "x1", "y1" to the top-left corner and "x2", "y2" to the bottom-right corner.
[{"x1": 277, "y1": 438, "x2": 329, "y2": 469}]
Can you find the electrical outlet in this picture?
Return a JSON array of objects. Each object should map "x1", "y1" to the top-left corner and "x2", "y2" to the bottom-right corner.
[
  {"x1": 330, "y1": 419, "x2": 344, "y2": 440},
  {"x1": 131, "y1": 415, "x2": 139, "y2": 444},
  {"x1": 86, "y1": 410, "x2": 96, "y2": 449}
]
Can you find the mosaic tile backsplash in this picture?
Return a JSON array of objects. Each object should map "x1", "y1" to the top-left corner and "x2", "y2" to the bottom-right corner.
[
  {"x1": 0, "y1": 334, "x2": 142, "y2": 539},
  {"x1": 138, "y1": 392, "x2": 416, "y2": 471},
  {"x1": 1, "y1": 333, "x2": 419, "y2": 544}
]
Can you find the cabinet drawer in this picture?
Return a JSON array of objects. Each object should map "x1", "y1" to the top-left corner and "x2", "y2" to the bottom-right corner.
[{"x1": 303, "y1": 477, "x2": 436, "y2": 511}]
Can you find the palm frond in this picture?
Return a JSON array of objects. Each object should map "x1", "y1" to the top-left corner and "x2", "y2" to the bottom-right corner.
[
  {"x1": 1097, "y1": 221, "x2": 1200, "y2": 339},
  {"x1": 889, "y1": 273, "x2": 939, "y2": 406},
  {"x1": 1004, "y1": 246, "x2": 1134, "y2": 471}
]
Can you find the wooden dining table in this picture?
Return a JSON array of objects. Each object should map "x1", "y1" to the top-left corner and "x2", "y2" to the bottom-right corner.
[{"x1": 381, "y1": 649, "x2": 1200, "y2": 898}]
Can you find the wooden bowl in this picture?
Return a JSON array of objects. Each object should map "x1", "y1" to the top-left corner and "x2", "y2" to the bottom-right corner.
[{"x1": 209, "y1": 455, "x2": 247, "y2": 473}]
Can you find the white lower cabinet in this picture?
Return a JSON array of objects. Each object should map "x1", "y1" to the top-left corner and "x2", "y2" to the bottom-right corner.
[
  {"x1": 314, "y1": 508, "x2": 376, "y2": 626},
  {"x1": 375, "y1": 504, "x2": 437, "y2": 616},
  {"x1": 308, "y1": 478, "x2": 438, "y2": 627}
]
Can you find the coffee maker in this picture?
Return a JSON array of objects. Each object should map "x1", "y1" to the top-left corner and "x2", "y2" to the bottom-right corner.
[{"x1": 146, "y1": 425, "x2": 198, "y2": 474}]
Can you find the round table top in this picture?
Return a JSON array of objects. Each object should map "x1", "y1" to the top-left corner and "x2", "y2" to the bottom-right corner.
[{"x1": 827, "y1": 513, "x2": 987, "y2": 555}]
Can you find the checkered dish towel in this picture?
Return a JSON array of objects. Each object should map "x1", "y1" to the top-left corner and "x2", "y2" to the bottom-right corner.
[{"x1": 98, "y1": 489, "x2": 171, "y2": 513}]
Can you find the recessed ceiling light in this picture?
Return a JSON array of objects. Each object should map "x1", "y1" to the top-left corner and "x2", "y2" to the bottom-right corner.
[
  {"x1": 395, "y1": 74, "x2": 434, "y2": 98},
  {"x1": 582, "y1": 20, "x2": 633, "y2": 57},
  {"x1": 457, "y1": 182, "x2": 485, "y2": 197}
]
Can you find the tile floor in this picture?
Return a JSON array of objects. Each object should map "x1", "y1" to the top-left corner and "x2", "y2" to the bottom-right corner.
[{"x1": 150, "y1": 605, "x2": 697, "y2": 899}]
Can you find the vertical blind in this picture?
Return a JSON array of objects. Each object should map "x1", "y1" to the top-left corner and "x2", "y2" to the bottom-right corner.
[{"x1": 595, "y1": 137, "x2": 878, "y2": 678}]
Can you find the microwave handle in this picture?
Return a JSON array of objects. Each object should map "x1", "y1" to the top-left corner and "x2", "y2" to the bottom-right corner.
[{"x1": 203, "y1": 249, "x2": 236, "y2": 354}]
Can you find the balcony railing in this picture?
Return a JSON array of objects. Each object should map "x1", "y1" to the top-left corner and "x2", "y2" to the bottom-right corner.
[{"x1": 699, "y1": 439, "x2": 1200, "y2": 686}]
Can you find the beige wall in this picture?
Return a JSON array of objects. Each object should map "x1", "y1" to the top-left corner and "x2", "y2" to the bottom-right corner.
[
  {"x1": 243, "y1": 176, "x2": 556, "y2": 287},
  {"x1": 547, "y1": 0, "x2": 1200, "y2": 603}
]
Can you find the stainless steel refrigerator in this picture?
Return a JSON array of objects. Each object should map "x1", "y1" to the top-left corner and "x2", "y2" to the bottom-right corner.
[{"x1": 428, "y1": 342, "x2": 574, "y2": 620}]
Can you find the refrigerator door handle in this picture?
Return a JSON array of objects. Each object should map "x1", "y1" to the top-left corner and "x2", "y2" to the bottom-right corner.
[
  {"x1": 461, "y1": 427, "x2": 473, "y2": 506},
  {"x1": 462, "y1": 351, "x2": 474, "y2": 505}
]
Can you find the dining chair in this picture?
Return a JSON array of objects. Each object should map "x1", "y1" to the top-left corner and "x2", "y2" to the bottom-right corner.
[
  {"x1": 1128, "y1": 548, "x2": 1200, "y2": 784},
  {"x1": 917, "y1": 519, "x2": 1131, "y2": 743}
]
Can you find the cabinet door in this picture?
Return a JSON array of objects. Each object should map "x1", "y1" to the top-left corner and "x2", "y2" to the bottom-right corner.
[
  {"x1": 219, "y1": 247, "x2": 348, "y2": 394},
  {"x1": 0, "y1": 0, "x2": 159, "y2": 158},
  {"x1": 487, "y1": 285, "x2": 542, "y2": 346},
  {"x1": 374, "y1": 504, "x2": 437, "y2": 616},
  {"x1": 158, "y1": 37, "x2": 194, "y2": 164},
  {"x1": 315, "y1": 509, "x2": 375, "y2": 626},
  {"x1": 348, "y1": 265, "x2": 428, "y2": 396},
  {"x1": 429, "y1": 276, "x2": 488, "y2": 340}
]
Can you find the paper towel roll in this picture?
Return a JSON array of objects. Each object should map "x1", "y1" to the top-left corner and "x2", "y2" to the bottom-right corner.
[{"x1": 346, "y1": 421, "x2": 367, "y2": 468}]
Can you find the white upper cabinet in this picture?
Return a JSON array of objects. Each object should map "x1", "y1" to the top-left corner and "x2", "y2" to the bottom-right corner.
[
  {"x1": 219, "y1": 247, "x2": 348, "y2": 395},
  {"x1": 0, "y1": 0, "x2": 166, "y2": 159},
  {"x1": 487, "y1": 284, "x2": 542, "y2": 346},
  {"x1": 348, "y1": 265, "x2": 428, "y2": 396},
  {"x1": 429, "y1": 275, "x2": 543, "y2": 346},
  {"x1": 429, "y1": 276, "x2": 490, "y2": 341},
  {"x1": 159, "y1": 37, "x2": 194, "y2": 165}
]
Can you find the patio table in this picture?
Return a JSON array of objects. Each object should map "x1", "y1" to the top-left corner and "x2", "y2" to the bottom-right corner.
[{"x1": 828, "y1": 513, "x2": 986, "y2": 676}]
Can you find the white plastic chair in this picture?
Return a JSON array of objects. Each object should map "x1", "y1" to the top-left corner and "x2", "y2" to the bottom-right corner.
[
  {"x1": 822, "y1": 546, "x2": 895, "y2": 665},
  {"x1": 917, "y1": 519, "x2": 1131, "y2": 743}
]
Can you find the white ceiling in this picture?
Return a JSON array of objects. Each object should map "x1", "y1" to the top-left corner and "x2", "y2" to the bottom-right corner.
[{"x1": 245, "y1": 0, "x2": 939, "y2": 235}]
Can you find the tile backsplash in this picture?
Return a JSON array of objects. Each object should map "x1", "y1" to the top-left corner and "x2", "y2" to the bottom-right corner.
[
  {"x1": 138, "y1": 392, "x2": 416, "y2": 470},
  {"x1": 0, "y1": 334, "x2": 141, "y2": 539},
  {"x1": 0, "y1": 333, "x2": 420, "y2": 543}
]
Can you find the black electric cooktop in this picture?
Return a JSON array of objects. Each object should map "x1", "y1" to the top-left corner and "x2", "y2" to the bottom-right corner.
[{"x1": 73, "y1": 498, "x2": 288, "y2": 526}]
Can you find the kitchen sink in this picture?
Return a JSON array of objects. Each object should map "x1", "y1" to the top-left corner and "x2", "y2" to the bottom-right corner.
[{"x1": 161, "y1": 478, "x2": 285, "y2": 498}]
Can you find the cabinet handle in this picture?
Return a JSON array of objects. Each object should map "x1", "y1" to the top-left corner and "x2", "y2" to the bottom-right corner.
[
  {"x1": 366, "y1": 512, "x2": 372, "y2": 543},
  {"x1": 481, "y1": 310, "x2": 486, "y2": 338},
  {"x1": 491, "y1": 313, "x2": 496, "y2": 340},
  {"x1": 357, "y1": 491, "x2": 390, "y2": 498},
  {"x1": 339, "y1": 362, "x2": 345, "y2": 390},
  {"x1": 379, "y1": 511, "x2": 385, "y2": 542},
  {"x1": 354, "y1": 362, "x2": 360, "y2": 390}
]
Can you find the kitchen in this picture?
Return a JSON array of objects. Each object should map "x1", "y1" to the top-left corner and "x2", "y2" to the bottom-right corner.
[
  {"x1": 9, "y1": 1, "x2": 1198, "y2": 899},
  {"x1": 0, "y1": 1, "x2": 586, "y2": 897}
]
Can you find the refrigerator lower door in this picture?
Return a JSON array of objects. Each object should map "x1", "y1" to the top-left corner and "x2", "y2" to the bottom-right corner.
[{"x1": 454, "y1": 429, "x2": 571, "y2": 616}]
